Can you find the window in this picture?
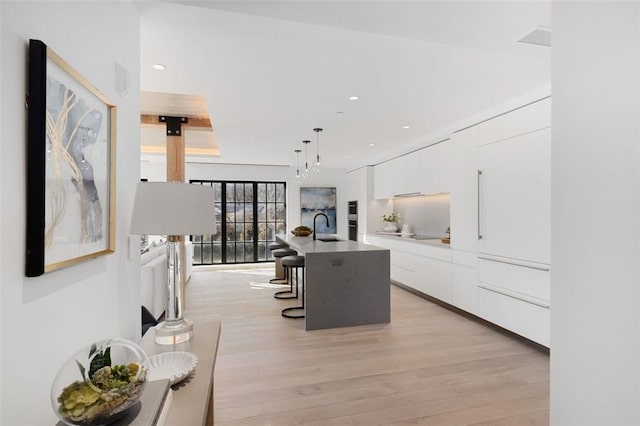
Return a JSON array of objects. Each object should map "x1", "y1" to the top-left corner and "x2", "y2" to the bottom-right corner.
[{"x1": 190, "y1": 180, "x2": 286, "y2": 264}]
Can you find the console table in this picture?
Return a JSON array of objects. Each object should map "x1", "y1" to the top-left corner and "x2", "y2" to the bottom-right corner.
[{"x1": 139, "y1": 320, "x2": 221, "y2": 425}]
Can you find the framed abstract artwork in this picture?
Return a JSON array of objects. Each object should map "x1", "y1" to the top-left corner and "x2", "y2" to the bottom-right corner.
[
  {"x1": 26, "y1": 39, "x2": 116, "y2": 277},
  {"x1": 300, "y1": 187, "x2": 336, "y2": 234}
]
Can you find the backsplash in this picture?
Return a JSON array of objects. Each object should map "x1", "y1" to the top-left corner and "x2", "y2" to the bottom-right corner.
[{"x1": 393, "y1": 193, "x2": 450, "y2": 237}]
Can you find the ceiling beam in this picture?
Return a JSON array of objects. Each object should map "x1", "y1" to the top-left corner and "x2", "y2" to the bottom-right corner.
[{"x1": 141, "y1": 114, "x2": 212, "y2": 129}]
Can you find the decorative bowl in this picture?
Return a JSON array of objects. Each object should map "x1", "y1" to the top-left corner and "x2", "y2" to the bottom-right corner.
[
  {"x1": 51, "y1": 338, "x2": 148, "y2": 426},
  {"x1": 146, "y1": 351, "x2": 198, "y2": 385},
  {"x1": 291, "y1": 229, "x2": 313, "y2": 237}
]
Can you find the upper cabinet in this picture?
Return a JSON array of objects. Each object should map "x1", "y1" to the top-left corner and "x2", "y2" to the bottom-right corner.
[
  {"x1": 373, "y1": 140, "x2": 451, "y2": 199},
  {"x1": 373, "y1": 160, "x2": 394, "y2": 200},
  {"x1": 478, "y1": 98, "x2": 551, "y2": 146}
]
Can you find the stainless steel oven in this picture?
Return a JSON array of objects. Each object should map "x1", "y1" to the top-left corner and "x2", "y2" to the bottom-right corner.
[{"x1": 348, "y1": 201, "x2": 358, "y2": 241}]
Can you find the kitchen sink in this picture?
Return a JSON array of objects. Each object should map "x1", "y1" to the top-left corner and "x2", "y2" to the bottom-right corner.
[{"x1": 317, "y1": 237, "x2": 341, "y2": 242}]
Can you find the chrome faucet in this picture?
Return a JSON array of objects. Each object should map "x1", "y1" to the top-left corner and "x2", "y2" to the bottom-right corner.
[{"x1": 313, "y1": 212, "x2": 329, "y2": 240}]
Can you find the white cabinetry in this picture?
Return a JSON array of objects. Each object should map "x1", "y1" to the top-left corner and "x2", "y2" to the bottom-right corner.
[
  {"x1": 478, "y1": 128, "x2": 551, "y2": 264},
  {"x1": 476, "y1": 97, "x2": 551, "y2": 347},
  {"x1": 418, "y1": 141, "x2": 451, "y2": 195},
  {"x1": 451, "y1": 250, "x2": 478, "y2": 315},
  {"x1": 373, "y1": 140, "x2": 451, "y2": 199},
  {"x1": 449, "y1": 126, "x2": 478, "y2": 252},
  {"x1": 392, "y1": 153, "x2": 421, "y2": 197},
  {"x1": 478, "y1": 98, "x2": 551, "y2": 146},
  {"x1": 414, "y1": 243, "x2": 452, "y2": 304},
  {"x1": 373, "y1": 161, "x2": 394, "y2": 200}
]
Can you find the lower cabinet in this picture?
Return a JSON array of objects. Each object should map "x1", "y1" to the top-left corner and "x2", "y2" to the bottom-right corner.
[
  {"x1": 451, "y1": 250, "x2": 478, "y2": 315},
  {"x1": 365, "y1": 235, "x2": 550, "y2": 347},
  {"x1": 477, "y1": 285, "x2": 550, "y2": 347},
  {"x1": 477, "y1": 256, "x2": 550, "y2": 347},
  {"x1": 414, "y1": 247, "x2": 453, "y2": 304},
  {"x1": 390, "y1": 249, "x2": 414, "y2": 287}
]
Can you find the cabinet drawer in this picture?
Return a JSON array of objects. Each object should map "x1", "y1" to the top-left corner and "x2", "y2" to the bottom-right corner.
[
  {"x1": 478, "y1": 97, "x2": 551, "y2": 146},
  {"x1": 384, "y1": 237, "x2": 414, "y2": 253},
  {"x1": 365, "y1": 235, "x2": 387, "y2": 248},
  {"x1": 452, "y1": 263, "x2": 477, "y2": 315},
  {"x1": 414, "y1": 243, "x2": 451, "y2": 262},
  {"x1": 477, "y1": 285, "x2": 550, "y2": 347},
  {"x1": 391, "y1": 250, "x2": 413, "y2": 271},
  {"x1": 391, "y1": 265, "x2": 414, "y2": 287},
  {"x1": 478, "y1": 257, "x2": 549, "y2": 302},
  {"x1": 451, "y1": 250, "x2": 477, "y2": 268}
]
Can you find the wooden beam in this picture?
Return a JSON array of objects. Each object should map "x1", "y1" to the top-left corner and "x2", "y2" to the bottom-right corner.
[
  {"x1": 166, "y1": 130, "x2": 187, "y2": 308},
  {"x1": 141, "y1": 114, "x2": 212, "y2": 129}
]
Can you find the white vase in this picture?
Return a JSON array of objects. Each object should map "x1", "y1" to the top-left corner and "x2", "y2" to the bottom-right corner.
[{"x1": 383, "y1": 222, "x2": 398, "y2": 232}]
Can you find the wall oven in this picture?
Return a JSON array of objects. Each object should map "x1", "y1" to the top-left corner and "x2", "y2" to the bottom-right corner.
[{"x1": 348, "y1": 201, "x2": 358, "y2": 241}]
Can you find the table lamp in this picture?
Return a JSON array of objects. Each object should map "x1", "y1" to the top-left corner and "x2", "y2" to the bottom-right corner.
[{"x1": 130, "y1": 182, "x2": 215, "y2": 344}]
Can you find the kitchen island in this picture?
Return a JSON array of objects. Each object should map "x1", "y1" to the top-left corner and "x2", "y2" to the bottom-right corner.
[{"x1": 276, "y1": 235, "x2": 390, "y2": 331}]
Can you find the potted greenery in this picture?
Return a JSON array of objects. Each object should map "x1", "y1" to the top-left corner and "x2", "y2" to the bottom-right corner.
[{"x1": 381, "y1": 213, "x2": 400, "y2": 232}]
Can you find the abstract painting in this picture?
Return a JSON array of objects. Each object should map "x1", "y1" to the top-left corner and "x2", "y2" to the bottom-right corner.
[
  {"x1": 300, "y1": 187, "x2": 336, "y2": 234},
  {"x1": 26, "y1": 39, "x2": 116, "y2": 276}
]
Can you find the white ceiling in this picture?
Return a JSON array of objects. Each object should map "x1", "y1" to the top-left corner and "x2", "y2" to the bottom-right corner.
[{"x1": 139, "y1": 1, "x2": 551, "y2": 170}]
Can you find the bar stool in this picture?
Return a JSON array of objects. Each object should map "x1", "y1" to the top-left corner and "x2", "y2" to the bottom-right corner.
[
  {"x1": 271, "y1": 248, "x2": 296, "y2": 286},
  {"x1": 281, "y1": 255, "x2": 305, "y2": 319},
  {"x1": 268, "y1": 243, "x2": 290, "y2": 284}
]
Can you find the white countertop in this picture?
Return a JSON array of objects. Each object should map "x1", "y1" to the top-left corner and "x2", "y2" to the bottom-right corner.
[
  {"x1": 367, "y1": 233, "x2": 451, "y2": 249},
  {"x1": 278, "y1": 234, "x2": 388, "y2": 254}
]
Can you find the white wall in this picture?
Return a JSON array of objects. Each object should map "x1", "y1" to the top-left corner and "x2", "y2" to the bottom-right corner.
[
  {"x1": 393, "y1": 194, "x2": 450, "y2": 237},
  {"x1": 0, "y1": 2, "x2": 3, "y2": 420},
  {"x1": 0, "y1": 2, "x2": 140, "y2": 424},
  {"x1": 141, "y1": 160, "x2": 349, "y2": 239},
  {"x1": 551, "y1": 3, "x2": 640, "y2": 425}
]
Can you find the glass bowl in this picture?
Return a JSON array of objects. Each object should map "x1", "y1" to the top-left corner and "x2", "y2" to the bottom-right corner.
[{"x1": 50, "y1": 338, "x2": 148, "y2": 426}]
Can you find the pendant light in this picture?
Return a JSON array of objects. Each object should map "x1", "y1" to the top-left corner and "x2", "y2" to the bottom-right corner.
[
  {"x1": 294, "y1": 149, "x2": 302, "y2": 183},
  {"x1": 302, "y1": 140, "x2": 311, "y2": 179},
  {"x1": 312, "y1": 128, "x2": 323, "y2": 174}
]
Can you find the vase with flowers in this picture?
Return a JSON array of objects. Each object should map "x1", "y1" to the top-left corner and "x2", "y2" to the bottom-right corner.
[{"x1": 381, "y1": 213, "x2": 400, "y2": 232}]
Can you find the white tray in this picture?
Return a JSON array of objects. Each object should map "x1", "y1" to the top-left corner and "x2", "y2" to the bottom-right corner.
[{"x1": 147, "y1": 351, "x2": 198, "y2": 385}]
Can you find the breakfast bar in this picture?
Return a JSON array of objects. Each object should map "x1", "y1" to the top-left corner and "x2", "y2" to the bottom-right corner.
[{"x1": 276, "y1": 235, "x2": 390, "y2": 330}]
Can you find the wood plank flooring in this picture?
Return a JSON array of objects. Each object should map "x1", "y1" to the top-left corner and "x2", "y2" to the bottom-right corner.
[{"x1": 184, "y1": 265, "x2": 549, "y2": 426}]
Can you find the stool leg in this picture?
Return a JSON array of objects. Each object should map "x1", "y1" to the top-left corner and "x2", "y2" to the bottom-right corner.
[
  {"x1": 282, "y1": 266, "x2": 305, "y2": 319},
  {"x1": 274, "y1": 265, "x2": 296, "y2": 300},
  {"x1": 269, "y1": 257, "x2": 287, "y2": 284}
]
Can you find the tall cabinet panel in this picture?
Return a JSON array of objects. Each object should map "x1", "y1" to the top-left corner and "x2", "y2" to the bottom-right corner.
[
  {"x1": 449, "y1": 126, "x2": 479, "y2": 252},
  {"x1": 475, "y1": 97, "x2": 551, "y2": 347},
  {"x1": 477, "y1": 128, "x2": 551, "y2": 264}
]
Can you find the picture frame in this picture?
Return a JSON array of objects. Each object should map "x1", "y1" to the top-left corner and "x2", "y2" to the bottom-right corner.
[
  {"x1": 300, "y1": 187, "x2": 336, "y2": 234},
  {"x1": 26, "y1": 39, "x2": 117, "y2": 277}
]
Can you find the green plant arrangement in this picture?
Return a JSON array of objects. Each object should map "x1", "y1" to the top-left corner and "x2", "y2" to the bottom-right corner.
[
  {"x1": 51, "y1": 339, "x2": 147, "y2": 426},
  {"x1": 381, "y1": 213, "x2": 400, "y2": 223}
]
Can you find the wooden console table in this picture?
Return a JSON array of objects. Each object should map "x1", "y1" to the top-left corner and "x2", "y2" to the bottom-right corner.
[{"x1": 139, "y1": 320, "x2": 221, "y2": 425}]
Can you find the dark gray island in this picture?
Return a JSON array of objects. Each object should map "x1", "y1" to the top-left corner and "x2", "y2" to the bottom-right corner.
[{"x1": 276, "y1": 235, "x2": 390, "y2": 331}]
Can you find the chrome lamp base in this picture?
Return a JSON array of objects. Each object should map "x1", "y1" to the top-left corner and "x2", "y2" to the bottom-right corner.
[
  {"x1": 155, "y1": 318, "x2": 194, "y2": 345},
  {"x1": 155, "y1": 236, "x2": 193, "y2": 345}
]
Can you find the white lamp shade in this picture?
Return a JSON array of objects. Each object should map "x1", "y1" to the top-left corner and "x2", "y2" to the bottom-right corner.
[{"x1": 130, "y1": 182, "x2": 216, "y2": 235}]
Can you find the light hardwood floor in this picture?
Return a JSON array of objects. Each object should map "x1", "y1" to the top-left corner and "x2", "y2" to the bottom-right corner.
[{"x1": 184, "y1": 265, "x2": 549, "y2": 426}]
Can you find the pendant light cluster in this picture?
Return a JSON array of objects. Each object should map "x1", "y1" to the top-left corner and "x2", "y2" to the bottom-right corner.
[{"x1": 295, "y1": 128, "x2": 323, "y2": 182}]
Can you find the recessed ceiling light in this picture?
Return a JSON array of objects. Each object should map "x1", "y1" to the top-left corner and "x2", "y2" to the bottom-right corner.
[
  {"x1": 336, "y1": 111, "x2": 344, "y2": 115},
  {"x1": 347, "y1": 155, "x2": 352, "y2": 159},
  {"x1": 349, "y1": 96, "x2": 359, "y2": 101},
  {"x1": 152, "y1": 64, "x2": 166, "y2": 71},
  {"x1": 402, "y1": 125, "x2": 410, "y2": 129},
  {"x1": 369, "y1": 143, "x2": 375, "y2": 147}
]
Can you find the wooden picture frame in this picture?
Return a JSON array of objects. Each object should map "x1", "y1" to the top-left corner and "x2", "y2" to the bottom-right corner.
[{"x1": 26, "y1": 39, "x2": 117, "y2": 277}]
